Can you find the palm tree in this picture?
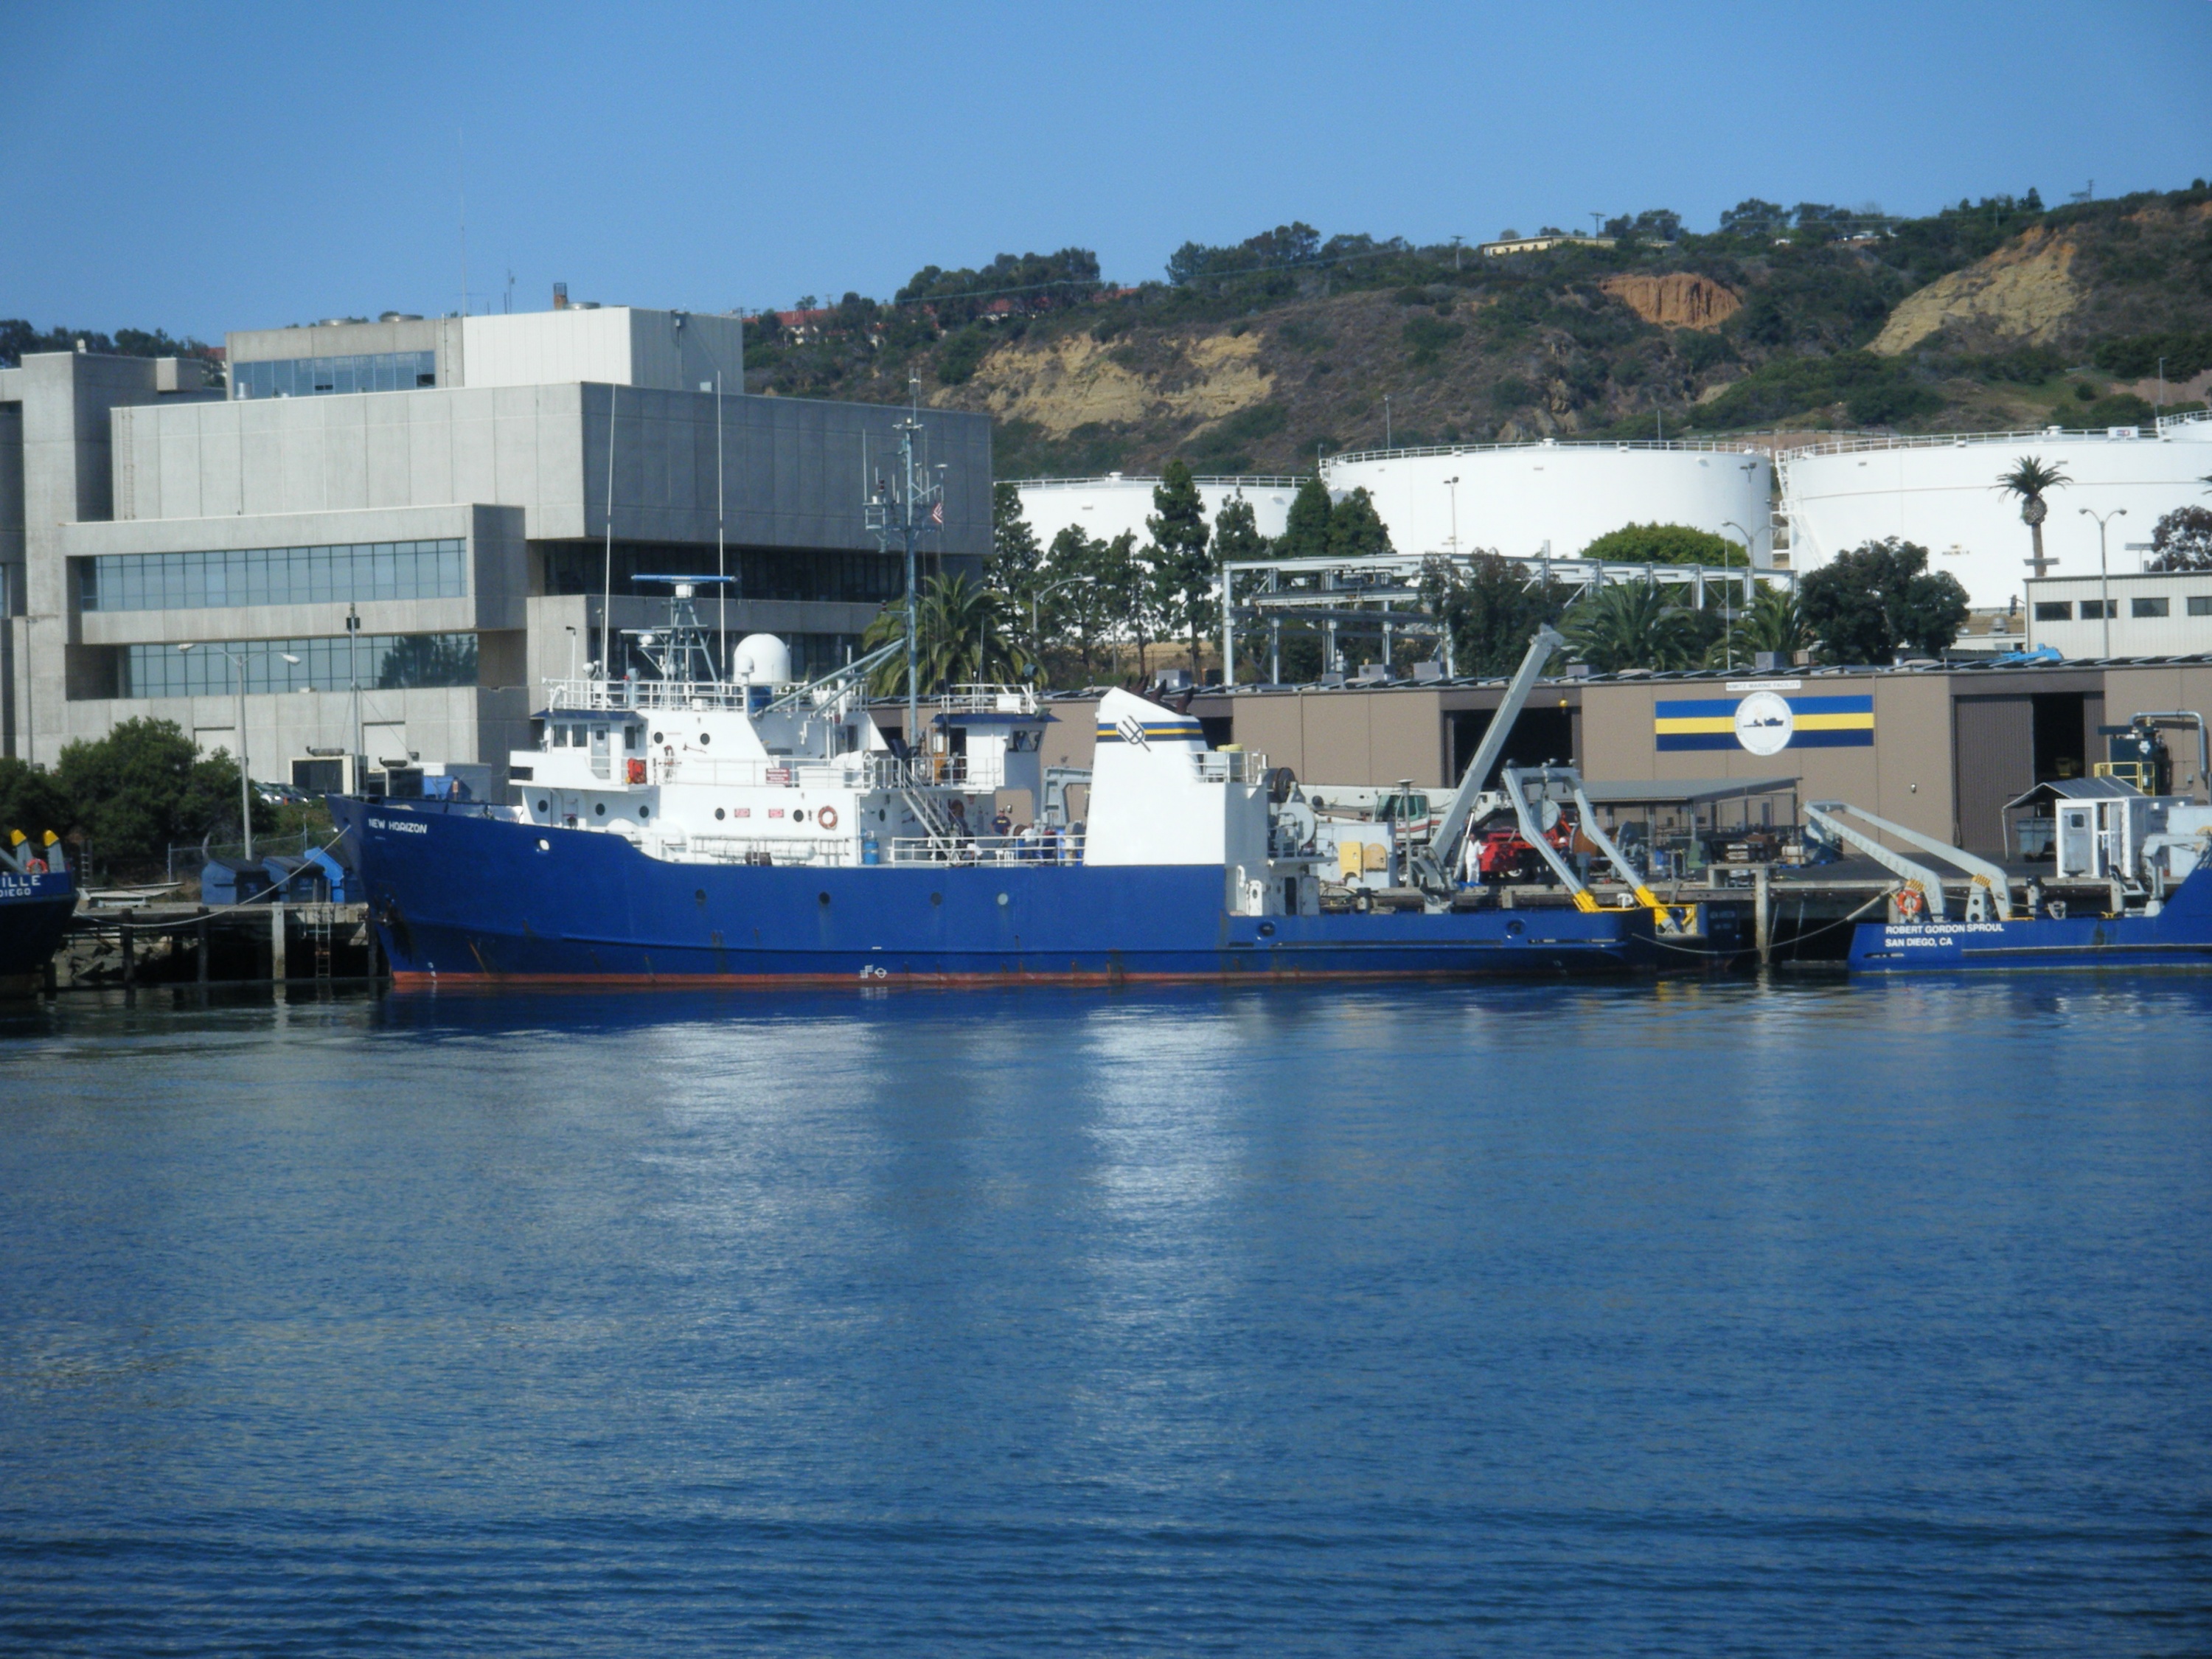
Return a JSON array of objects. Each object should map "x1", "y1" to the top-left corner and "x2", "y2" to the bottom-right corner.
[
  {"x1": 1563, "y1": 580, "x2": 1700, "y2": 673},
  {"x1": 1995, "y1": 456, "x2": 2072, "y2": 577},
  {"x1": 861, "y1": 574, "x2": 1032, "y2": 698},
  {"x1": 1730, "y1": 586, "x2": 1808, "y2": 663}
]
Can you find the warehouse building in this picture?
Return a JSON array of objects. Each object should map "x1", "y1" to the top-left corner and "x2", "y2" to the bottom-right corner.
[
  {"x1": 1026, "y1": 657, "x2": 2212, "y2": 856},
  {"x1": 2, "y1": 301, "x2": 990, "y2": 784}
]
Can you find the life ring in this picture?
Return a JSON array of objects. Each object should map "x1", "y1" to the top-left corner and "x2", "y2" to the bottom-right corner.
[
  {"x1": 818, "y1": 805, "x2": 838, "y2": 831},
  {"x1": 26, "y1": 858, "x2": 47, "y2": 874},
  {"x1": 1894, "y1": 885, "x2": 1925, "y2": 920}
]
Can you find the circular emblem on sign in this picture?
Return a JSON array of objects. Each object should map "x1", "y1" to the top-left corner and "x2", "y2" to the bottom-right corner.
[{"x1": 1733, "y1": 691, "x2": 1795, "y2": 757}]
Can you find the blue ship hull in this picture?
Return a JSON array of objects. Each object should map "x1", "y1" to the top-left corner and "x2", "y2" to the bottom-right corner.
[
  {"x1": 333, "y1": 797, "x2": 1656, "y2": 987},
  {"x1": 0, "y1": 869, "x2": 77, "y2": 990},
  {"x1": 1847, "y1": 865, "x2": 2212, "y2": 973}
]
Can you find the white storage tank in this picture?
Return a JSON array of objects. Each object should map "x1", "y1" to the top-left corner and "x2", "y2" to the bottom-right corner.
[
  {"x1": 1778, "y1": 414, "x2": 2212, "y2": 610},
  {"x1": 1321, "y1": 440, "x2": 1776, "y2": 565},
  {"x1": 1015, "y1": 473, "x2": 1301, "y2": 550}
]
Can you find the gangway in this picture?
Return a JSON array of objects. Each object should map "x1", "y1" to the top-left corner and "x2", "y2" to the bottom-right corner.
[{"x1": 1804, "y1": 801, "x2": 2015, "y2": 922}]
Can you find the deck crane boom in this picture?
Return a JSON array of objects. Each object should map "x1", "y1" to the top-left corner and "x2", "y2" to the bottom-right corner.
[
  {"x1": 1500, "y1": 765, "x2": 1603, "y2": 913},
  {"x1": 1568, "y1": 778, "x2": 1695, "y2": 932},
  {"x1": 1411, "y1": 626, "x2": 1563, "y2": 894},
  {"x1": 1805, "y1": 799, "x2": 2015, "y2": 921}
]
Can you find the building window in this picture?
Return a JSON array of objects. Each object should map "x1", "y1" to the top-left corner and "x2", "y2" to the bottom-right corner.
[
  {"x1": 77, "y1": 540, "x2": 467, "y2": 613},
  {"x1": 2189, "y1": 596, "x2": 2212, "y2": 617},
  {"x1": 2079, "y1": 599, "x2": 2111, "y2": 620},
  {"x1": 116, "y1": 633, "x2": 478, "y2": 699},
  {"x1": 542, "y1": 541, "x2": 907, "y2": 605},
  {"x1": 232, "y1": 351, "x2": 437, "y2": 399},
  {"x1": 2034, "y1": 601, "x2": 2072, "y2": 622},
  {"x1": 2131, "y1": 597, "x2": 2171, "y2": 619}
]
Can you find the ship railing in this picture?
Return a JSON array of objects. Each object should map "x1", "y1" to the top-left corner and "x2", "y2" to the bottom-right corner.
[
  {"x1": 936, "y1": 684, "x2": 1038, "y2": 716},
  {"x1": 546, "y1": 675, "x2": 756, "y2": 713},
  {"x1": 683, "y1": 833, "x2": 852, "y2": 868},
  {"x1": 1193, "y1": 750, "x2": 1270, "y2": 784},
  {"x1": 861, "y1": 753, "x2": 1009, "y2": 790},
  {"x1": 653, "y1": 754, "x2": 870, "y2": 790},
  {"x1": 886, "y1": 832, "x2": 1084, "y2": 866}
]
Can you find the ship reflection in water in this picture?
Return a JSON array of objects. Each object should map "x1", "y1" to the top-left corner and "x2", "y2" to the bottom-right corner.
[{"x1": 3, "y1": 975, "x2": 2209, "y2": 1654}]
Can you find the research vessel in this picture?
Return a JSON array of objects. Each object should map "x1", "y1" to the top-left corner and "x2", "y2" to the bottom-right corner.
[
  {"x1": 333, "y1": 591, "x2": 1659, "y2": 987},
  {"x1": 1840, "y1": 731, "x2": 2212, "y2": 973}
]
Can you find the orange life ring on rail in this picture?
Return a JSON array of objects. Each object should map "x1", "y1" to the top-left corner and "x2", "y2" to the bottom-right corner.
[
  {"x1": 1894, "y1": 885, "x2": 1925, "y2": 920},
  {"x1": 818, "y1": 805, "x2": 838, "y2": 831}
]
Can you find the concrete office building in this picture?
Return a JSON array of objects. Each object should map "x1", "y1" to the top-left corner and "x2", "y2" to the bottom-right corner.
[{"x1": 2, "y1": 301, "x2": 991, "y2": 790}]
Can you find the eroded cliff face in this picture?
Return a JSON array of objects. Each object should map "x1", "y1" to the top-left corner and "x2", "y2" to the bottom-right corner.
[
  {"x1": 1597, "y1": 272, "x2": 1742, "y2": 331},
  {"x1": 931, "y1": 331, "x2": 1273, "y2": 438},
  {"x1": 1871, "y1": 226, "x2": 2082, "y2": 354}
]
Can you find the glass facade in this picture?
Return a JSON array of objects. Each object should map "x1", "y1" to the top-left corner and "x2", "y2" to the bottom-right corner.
[
  {"x1": 120, "y1": 633, "x2": 479, "y2": 698},
  {"x1": 79, "y1": 540, "x2": 467, "y2": 613},
  {"x1": 232, "y1": 351, "x2": 437, "y2": 399}
]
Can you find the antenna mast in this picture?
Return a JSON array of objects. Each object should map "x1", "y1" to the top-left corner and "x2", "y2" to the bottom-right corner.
[{"x1": 865, "y1": 372, "x2": 944, "y2": 752}]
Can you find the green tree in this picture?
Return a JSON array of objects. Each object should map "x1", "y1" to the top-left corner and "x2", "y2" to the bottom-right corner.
[
  {"x1": 990, "y1": 481, "x2": 1043, "y2": 590},
  {"x1": 1563, "y1": 581, "x2": 1703, "y2": 673},
  {"x1": 1093, "y1": 531, "x2": 1157, "y2": 681},
  {"x1": 860, "y1": 573, "x2": 1032, "y2": 697},
  {"x1": 0, "y1": 759, "x2": 74, "y2": 848},
  {"x1": 1039, "y1": 524, "x2": 1110, "y2": 678},
  {"x1": 52, "y1": 717, "x2": 258, "y2": 874},
  {"x1": 1146, "y1": 460, "x2": 1214, "y2": 675},
  {"x1": 1324, "y1": 487, "x2": 1394, "y2": 560},
  {"x1": 1419, "y1": 555, "x2": 1571, "y2": 677},
  {"x1": 1995, "y1": 456, "x2": 2071, "y2": 577},
  {"x1": 1798, "y1": 538, "x2": 1970, "y2": 664},
  {"x1": 2145, "y1": 505, "x2": 2212, "y2": 571},
  {"x1": 1212, "y1": 495, "x2": 1269, "y2": 681},
  {"x1": 1579, "y1": 521, "x2": 1745, "y2": 566},
  {"x1": 1279, "y1": 475, "x2": 1334, "y2": 560}
]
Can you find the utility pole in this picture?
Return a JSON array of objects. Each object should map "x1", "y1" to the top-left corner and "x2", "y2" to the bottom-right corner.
[{"x1": 347, "y1": 602, "x2": 363, "y2": 782}]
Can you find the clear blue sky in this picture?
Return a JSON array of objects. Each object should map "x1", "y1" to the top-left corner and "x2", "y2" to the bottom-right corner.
[{"x1": 5, "y1": 0, "x2": 2208, "y2": 341}]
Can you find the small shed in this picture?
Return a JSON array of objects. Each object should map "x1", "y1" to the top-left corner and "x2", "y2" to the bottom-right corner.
[
  {"x1": 304, "y1": 846, "x2": 353, "y2": 903},
  {"x1": 200, "y1": 857, "x2": 268, "y2": 905},
  {"x1": 261, "y1": 855, "x2": 325, "y2": 904}
]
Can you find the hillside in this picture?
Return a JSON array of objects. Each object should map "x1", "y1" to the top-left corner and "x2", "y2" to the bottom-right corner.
[{"x1": 741, "y1": 184, "x2": 2212, "y2": 476}]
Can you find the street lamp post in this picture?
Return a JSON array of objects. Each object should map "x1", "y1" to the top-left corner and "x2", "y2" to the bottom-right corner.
[
  {"x1": 1720, "y1": 518, "x2": 1759, "y2": 672},
  {"x1": 1444, "y1": 476, "x2": 1461, "y2": 556},
  {"x1": 2081, "y1": 507, "x2": 2126, "y2": 657},
  {"x1": 179, "y1": 642, "x2": 301, "y2": 862}
]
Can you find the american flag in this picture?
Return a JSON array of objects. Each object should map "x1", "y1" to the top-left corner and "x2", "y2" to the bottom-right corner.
[{"x1": 929, "y1": 501, "x2": 944, "y2": 527}]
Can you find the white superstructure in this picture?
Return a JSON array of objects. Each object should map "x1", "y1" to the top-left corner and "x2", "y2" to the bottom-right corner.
[
  {"x1": 1320, "y1": 440, "x2": 1777, "y2": 564},
  {"x1": 1778, "y1": 412, "x2": 2212, "y2": 610},
  {"x1": 502, "y1": 581, "x2": 1317, "y2": 914},
  {"x1": 1015, "y1": 474, "x2": 1301, "y2": 549}
]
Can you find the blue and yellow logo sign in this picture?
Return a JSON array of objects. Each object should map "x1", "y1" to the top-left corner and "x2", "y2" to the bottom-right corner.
[{"x1": 1655, "y1": 689, "x2": 1874, "y2": 754}]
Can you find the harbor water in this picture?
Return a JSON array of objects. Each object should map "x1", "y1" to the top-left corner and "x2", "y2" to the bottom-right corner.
[{"x1": 2, "y1": 978, "x2": 2209, "y2": 1655}]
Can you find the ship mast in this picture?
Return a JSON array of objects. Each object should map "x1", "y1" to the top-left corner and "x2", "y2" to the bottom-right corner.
[{"x1": 864, "y1": 375, "x2": 942, "y2": 758}]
